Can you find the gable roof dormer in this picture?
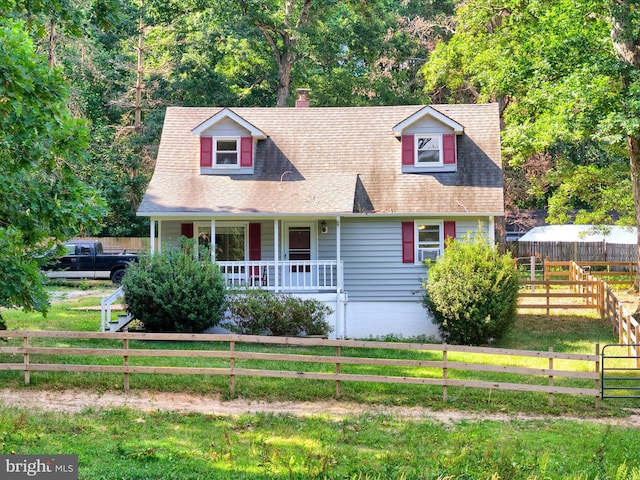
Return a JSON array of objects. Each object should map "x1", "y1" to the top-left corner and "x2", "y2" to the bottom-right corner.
[
  {"x1": 192, "y1": 109, "x2": 267, "y2": 175},
  {"x1": 392, "y1": 106, "x2": 464, "y2": 174},
  {"x1": 192, "y1": 108, "x2": 267, "y2": 138},
  {"x1": 392, "y1": 106, "x2": 464, "y2": 136}
]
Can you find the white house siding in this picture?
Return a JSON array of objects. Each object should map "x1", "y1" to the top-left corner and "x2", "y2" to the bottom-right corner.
[{"x1": 344, "y1": 301, "x2": 439, "y2": 339}]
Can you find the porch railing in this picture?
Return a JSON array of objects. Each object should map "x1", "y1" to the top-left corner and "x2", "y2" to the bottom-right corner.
[{"x1": 217, "y1": 260, "x2": 341, "y2": 292}]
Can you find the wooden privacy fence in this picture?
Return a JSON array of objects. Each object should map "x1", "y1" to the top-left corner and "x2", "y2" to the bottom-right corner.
[
  {"x1": 69, "y1": 237, "x2": 153, "y2": 253},
  {"x1": 0, "y1": 331, "x2": 601, "y2": 407},
  {"x1": 516, "y1": 240, "x2": 636, "y2": 263}
]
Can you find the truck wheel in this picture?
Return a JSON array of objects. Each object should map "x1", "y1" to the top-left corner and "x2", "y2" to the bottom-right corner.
[{"x1": 111, "y1": 269, "x2": 126, "y2": 284}]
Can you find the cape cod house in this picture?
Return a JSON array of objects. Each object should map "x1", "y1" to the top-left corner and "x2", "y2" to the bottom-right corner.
[{"x1": 137, "y1": 95, "x2": 504, "y2": 339}]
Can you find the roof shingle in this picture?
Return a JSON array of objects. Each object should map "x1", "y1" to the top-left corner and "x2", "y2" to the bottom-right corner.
[{"x1": 138, "y1": 104, "x2": 504, "y2": 217}]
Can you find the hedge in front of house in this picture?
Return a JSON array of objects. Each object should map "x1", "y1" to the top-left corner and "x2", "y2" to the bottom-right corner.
[
  {"x1": 122, "y1": 246, "x2": 227, "y2": 333},
  {"x1": 422, "y1": 232, "x2": 519, "y2": 345},
  {"x1": 225, "y1": 288, "x2": 333, "y2": 337}
]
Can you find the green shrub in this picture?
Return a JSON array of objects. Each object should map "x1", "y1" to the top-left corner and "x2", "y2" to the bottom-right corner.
[
  {"x1": 225, "y1": 288, "x2": 333, "y2": 337},
  {"x1": 121, "y1": 246, "x2": 227, "y2": 333},
  {"x1": 422, "y1": 231, "x2": 519, "y2": 345}
]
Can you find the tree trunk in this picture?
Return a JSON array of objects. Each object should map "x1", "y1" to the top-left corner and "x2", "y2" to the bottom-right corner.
[
  {"x1": 610, "y1": 1, "x2": 640, "y2": 311},
  {"x1": 135, "y1": 13, "x2": 145, "y2": 132},
  {"x1": 275, "y1": 51, "x2": 294, "y2": 107},
  {"x1": 628, "y1": 135, "x2": 640, "y2": 303},
  {"x1": 48, "y1": 18, "x2": 56, "y2": 68}
]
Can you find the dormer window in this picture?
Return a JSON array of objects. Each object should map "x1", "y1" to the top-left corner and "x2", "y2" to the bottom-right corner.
[
  {"x1": 199, "y1": 136, "x2": 254, "y2": 173},
  {"x1": 401, "y1": 133, "x2": 457, "y2": 172},
  {"x1": 393, "y1": 106, "x2": 463, "y2": 174},
  {"x1": 215, "y1": 138, "x2": 239, "y2": 167},
  {"x1": 416, "y1": 135, "x2": 442, "y2": 166},
  {"x1": 193, "y1": 108, "x2": 267, "y2": 175}
]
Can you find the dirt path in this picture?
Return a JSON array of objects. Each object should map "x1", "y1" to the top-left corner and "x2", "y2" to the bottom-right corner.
[{"x1": 1, "y1": 388, "x2": 640, "y2": 426}]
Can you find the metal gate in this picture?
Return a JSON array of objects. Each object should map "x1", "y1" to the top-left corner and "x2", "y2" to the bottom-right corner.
[{"x1": 601, "y1": 344, "x2": 640, "y2": 399}]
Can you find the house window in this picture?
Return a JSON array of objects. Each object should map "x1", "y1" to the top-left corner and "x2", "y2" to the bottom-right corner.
[
  {"x1": 416, "y1": 135, "x2": 442, "y2": 166},
  {"x1": 215, "y1": 138, "x2": 239, "y2": 167},
  {"x1": 416, "y1": 221, "x2": 443, "y2": 262},
  {"x1": 215, "y1": 226, "x2": 246, "y2": 261}
]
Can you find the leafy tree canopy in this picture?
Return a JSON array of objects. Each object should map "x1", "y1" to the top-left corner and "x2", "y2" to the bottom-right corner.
[
  {"x1": 0, "y1": 17, "x2": 105, "y2": 317},
  {"x1": 422, "y1": 0, "x2": 639, "y2": 227}
]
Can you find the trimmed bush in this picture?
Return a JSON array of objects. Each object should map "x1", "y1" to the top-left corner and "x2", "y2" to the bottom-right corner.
[
  {"x1": 422, "y1": 232, "x2": 519, "y2": 345},
  {"x1": 225, "y1": 288, "x2": 333, "y2": 337},
  {"x1": 121, "y1": 246, "x2": 227, "y2": 333}
]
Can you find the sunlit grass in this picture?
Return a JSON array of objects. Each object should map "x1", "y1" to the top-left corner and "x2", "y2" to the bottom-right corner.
[{"x1": 0, "y1": 407, "x2": 639, "y2": 479}]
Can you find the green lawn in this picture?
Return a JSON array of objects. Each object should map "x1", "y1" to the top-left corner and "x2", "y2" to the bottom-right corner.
[{"x1": 1, "y1": 287, "x2": 639, "y2": 479}]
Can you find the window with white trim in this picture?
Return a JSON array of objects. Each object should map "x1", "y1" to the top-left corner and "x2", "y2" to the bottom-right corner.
[
  {"x1": 416, "y1": 221, "x2": 443, "y2": 262},
  {"x1": 215, "y1": 225, "x2": 246, "y2": 261},
  {"x1": 214, "y1": 138, "x2": 239, "y2": 167},
  {"x1": 415, "y1": 135, "x2": 442, "y2": 166}
]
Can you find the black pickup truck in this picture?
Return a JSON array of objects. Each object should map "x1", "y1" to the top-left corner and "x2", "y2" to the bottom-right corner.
[{"x1": 43, "y1": 241, "x2": 138, "y2": 284}]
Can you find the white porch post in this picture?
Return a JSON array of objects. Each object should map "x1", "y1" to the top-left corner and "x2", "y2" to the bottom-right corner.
[
  {"x1": 150, "y1": 219, "x2": 156, "y2": 255},
  {"x1": 211, "y1": 220, "x2": 216, "y2": 263},
  {"x1": 489, "y1": 215, "x2": 495, "y2": 245},
  {"x1": 336, "y1": 215, "x2": 346, "y2": 339},
  {"x1": 274, "y1": 219, "x2": 279, "y2": 293}
]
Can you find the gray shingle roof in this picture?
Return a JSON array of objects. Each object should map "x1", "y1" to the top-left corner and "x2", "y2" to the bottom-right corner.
[{"x1": 138, "y1": 104, "x2": 504, "y2": 217}]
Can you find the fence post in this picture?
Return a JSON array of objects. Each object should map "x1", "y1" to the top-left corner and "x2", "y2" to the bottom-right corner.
[
  {"x1": 548, "y1": 347, "x2": 554, "y2": 407},
  {"x1": 636, "y1": 326, "x2": 640, "y2": 369},
  {"x1": 595, "y1": 343, "x2": 601, "y2": 409},
  {"x1": 442, "y1": 344, "x2": 448, "y2": 402},
  {"x1": 598, "y1": 279, "x2": 605, "y2": 319},
  {"x1": 627, "y1": 316, "x2": 632, "y2": 355},
  {"x1": 229, "y1": 340, "x2": 236, "y2": 397},
  {"x1": 619, "y1": 306, "x2": 624, "y2": 343},
  {"x1": 123, "y1": 338, "x2": 130, "y2": 392},
  {"x1": 23, "y1": 335, "x2": 30, "y2": 386},
  {"x1": 531, "y1": 256, "x2": 536, "y2": 292},
  {"x1": 336, "y1": 346, "x2": 341, "y2": 399},
  {"x1": 546, "y1": 282, "x2": 550, "y2": 316}
]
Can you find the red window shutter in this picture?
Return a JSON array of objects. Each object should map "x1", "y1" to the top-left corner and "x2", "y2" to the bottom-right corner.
[
  {"x1": 443, "y1": 134, "x2": 456, "y2": 165},
  {"x1": 249, "y1": 223, "x2": 261, "y2": 261},
  {"x1": 240, "y1": 137, "x2": 253, "y2": 167},
  {"x1": 401, "y1": 135, "x2": 414, "y2": 166},
  {"x1": 444, "y1": 221, "x2": 456, "y2": 248},
  {"x1": 181, "y1": 223, "x2": 194, "y2": 239},
  {"x1": 200, "y1": 137, "x2": 212, "y2": 167},
  {"x1": 401, "y1": 222, "x2": 414, "y2": 263}
]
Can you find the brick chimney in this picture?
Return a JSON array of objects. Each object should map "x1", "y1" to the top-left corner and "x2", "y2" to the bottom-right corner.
[{"x1": 295, "y1": 88, "x2": 311, "y2": 108}]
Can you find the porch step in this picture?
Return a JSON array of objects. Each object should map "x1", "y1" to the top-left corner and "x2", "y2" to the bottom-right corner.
[{"x1": 108, "y1": 313, "x2": 134, "y2": 332}]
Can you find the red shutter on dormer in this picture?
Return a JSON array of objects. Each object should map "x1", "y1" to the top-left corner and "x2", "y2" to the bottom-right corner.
[
  {"x1": 200, "y1": 137, "x2": 212, "y2": 167},
  {"x1": 401, "y1": 135, "x2": 414, "y2": 166},
  {"x1": 443, "y1": 134, "x2": 456, "y2": 165},
  {"x1": 181, "y1": 223, "x2": 194, "y2": 239},
  {"x1": 401, "y1": 222, "x2": 414, "y2": 263},
  {"x1": 249, "y1": 223, "x2": 261, "y2": 260},
  {"x1": 444, "y1": 221, "x2": 456, "y2": 248},
  {"x1": 240, "y1": 137, "x2": 253, "y2": 167}
]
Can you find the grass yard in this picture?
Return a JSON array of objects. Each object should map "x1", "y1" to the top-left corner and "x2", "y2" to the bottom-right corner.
[
  {"x1": 1, "y1": 283, "x2": 639, "y2": 479},
  {"x1": 1, "y1": 406, "x2": 640, "y2": 479}
]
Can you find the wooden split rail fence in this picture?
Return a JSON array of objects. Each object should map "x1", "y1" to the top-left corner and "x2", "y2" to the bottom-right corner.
[
  {"x1": 0, "y1": 331, "x2": 601, "y2": 407},
  {"x1": 518, "y1": 260, "x2": 640, "y2": 362}
]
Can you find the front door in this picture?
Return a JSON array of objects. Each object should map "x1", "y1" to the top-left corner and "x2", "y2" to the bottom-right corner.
[{"x1": 283, "y1": 223, "x2": 316, "y2": 288}]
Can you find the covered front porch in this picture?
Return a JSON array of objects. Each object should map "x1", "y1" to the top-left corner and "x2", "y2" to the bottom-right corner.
[{"x1": 148, "y1": 217, "x2": 344, "y2": 294}]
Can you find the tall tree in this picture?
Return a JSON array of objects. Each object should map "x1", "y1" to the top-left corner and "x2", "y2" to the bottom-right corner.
[
  {"x1": 0, "y1": 17, "x2": 105, "y2": 320},
  {"x1": 422, "y1": 0, "x2": 640, "y2": 296}
]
